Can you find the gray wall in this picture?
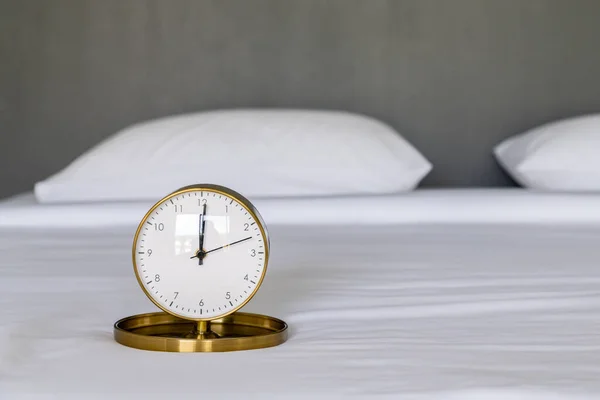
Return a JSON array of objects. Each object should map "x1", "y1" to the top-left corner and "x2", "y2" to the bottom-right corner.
[{"x1": 2, "y1": 0, "x2": 600, "y2": 199}]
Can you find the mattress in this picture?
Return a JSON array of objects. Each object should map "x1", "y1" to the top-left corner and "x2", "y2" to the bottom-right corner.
[
  {"x1": 1, "y1": 191, "x2": 600, "y2": 399},
  {"x1": 2, "y1": 189, "x2": 600, "y2": 228}
]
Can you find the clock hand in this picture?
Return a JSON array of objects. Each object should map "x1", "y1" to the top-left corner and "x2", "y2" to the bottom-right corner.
[
  {"x1": 190, "y1": 236, "x2": 252, "y2": 259},
  {"x1": 197, "y1": 203, "x2": 207, "y2": 265},
  {"x1": 205, "y1": 236, "x2": 252, "y2": 254}
]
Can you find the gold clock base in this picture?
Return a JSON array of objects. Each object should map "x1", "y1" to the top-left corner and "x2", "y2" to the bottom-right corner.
[{"x1": 113, "y1": 311, "x2": 288, "y2": 352}]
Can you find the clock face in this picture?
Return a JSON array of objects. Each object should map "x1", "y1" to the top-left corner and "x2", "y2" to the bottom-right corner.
[{"x1": 133, "y1": 185, "x2": 269, "y2": 321}]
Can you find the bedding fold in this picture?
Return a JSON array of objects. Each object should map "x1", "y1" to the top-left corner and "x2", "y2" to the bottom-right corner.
[{"x1": 1, "y1": 189, "x2": 600, "y2": 228}]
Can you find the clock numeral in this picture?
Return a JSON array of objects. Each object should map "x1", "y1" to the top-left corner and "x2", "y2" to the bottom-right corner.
[
  {"x1": 174, "y1": 291, "x2": 179, "y2": 299},
  {"x1": 199, "y1": 199, "x2": 207, "y2": 206},
  {"x1": 154, "y1": 223, "x2": 164, "y2": 231},
  {"x1": 173, "y1": 205, "x2": 183, "y2": 213},
  {"x1": 244, "y1": 274, "x2": 248, "y2": 281},
  {"x1": 199, "y1": 299, "x2": 204, "y2": 306},
  {"x1": 154, "y1": 274, "x2": 160, "y2": 282},
  {"x1": 244, "y1": 223, "x2": 249, "y2": 231},
  {"x1": 249, "y1": 249, "x2": 256, "y2": 257},
  {"x1": 225, "y1": 205, "x2": 228, "y2": 213},
  {"x1": 147, "y1": 249, "x2": 153, "y2": 256},
  {"x1": 225, "y1": 292, "x2": 231, "y2": 300}
]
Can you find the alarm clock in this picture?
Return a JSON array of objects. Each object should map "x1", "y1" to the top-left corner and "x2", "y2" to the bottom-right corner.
[{"x1": 114, "y1": 184, "x2": 288, "y2": 352}]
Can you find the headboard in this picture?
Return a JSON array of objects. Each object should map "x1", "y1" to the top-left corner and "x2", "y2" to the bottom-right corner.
[{"x1": 3, "y1": 0, "x2": 600, "y2": 198}]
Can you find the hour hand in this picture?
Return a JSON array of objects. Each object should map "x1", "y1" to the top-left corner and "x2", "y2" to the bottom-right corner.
[{"x1": 197, "y1": 203, "x2": 207, "y2": 265}]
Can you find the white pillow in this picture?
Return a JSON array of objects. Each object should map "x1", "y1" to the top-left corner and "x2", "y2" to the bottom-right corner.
[
  {"x1": 494, "y1": 114, "x2": 600, "y2": 191},
  {"x1": 34, "y1": 109, "x2": 432, "y2": 203}
]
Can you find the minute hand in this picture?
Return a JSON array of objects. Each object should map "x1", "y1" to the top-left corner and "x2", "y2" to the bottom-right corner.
[{"x1": 204, "y1": 237, "x2": 252, "y2": 255}]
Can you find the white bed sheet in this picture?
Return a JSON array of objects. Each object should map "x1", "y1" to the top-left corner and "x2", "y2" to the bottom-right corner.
[
  {"x1": 2, "y1": 189, "x2": 600, "y2": 228},
  {"x1": 1, "y1": 219, "x2": 600, "y2": 399}
]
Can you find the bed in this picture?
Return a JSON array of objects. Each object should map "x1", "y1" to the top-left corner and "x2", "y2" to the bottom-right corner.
[
  {"x1": 6, "y1": 0, "x2": 600, "y2": 397},
  {"x1": 2, "y1": 189, "x2": 600, "y2": 399}
]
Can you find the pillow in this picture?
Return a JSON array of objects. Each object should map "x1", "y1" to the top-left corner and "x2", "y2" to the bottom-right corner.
[
  {"x1": 494, "y1": 114, "x2": 600, "y2": 191},
  {"x1": 34, "y1": 109, "x2": 432, "y2": 203}
]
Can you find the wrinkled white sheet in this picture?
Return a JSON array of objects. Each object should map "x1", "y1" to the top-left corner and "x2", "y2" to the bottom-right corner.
[
  {"x1": 2, "y1": 189, "x2": 600, "y2": 228},
  {"x1": 1, "y1": 223, "x2": 600, "y2": 399}
]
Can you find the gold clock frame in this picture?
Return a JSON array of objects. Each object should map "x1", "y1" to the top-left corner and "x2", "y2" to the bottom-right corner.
[
  {"x1": 114, "y1": 184, "x2": 288, "y2": 352},
  {"x1": 132, "y1": 184, "x2": 270, "y2": 322}
]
